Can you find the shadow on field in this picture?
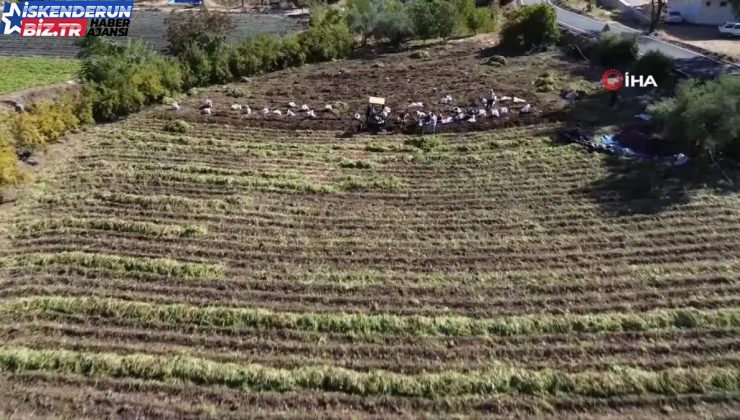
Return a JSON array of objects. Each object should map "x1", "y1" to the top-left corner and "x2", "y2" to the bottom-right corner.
[{"x1": 574, "y1": 156, "x2": 740, "y2": 216}]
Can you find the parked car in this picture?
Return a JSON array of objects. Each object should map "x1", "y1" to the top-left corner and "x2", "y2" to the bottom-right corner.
[
  {"x1": 664, "y1": 11, "x2": 684, "y2": 24},
  {"x1": 718, "y1": 22, "x2": 740, "y2": 37}
]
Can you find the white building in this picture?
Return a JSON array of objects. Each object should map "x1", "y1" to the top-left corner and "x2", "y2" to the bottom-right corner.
[{"x1": 668, "y1": 0, "x2": 738, "y2": 25}]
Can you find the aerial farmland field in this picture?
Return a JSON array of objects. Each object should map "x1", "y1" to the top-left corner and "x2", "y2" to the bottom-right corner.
[{"x1": 1, "y1": 39, "x2": 740, "y2": 418}]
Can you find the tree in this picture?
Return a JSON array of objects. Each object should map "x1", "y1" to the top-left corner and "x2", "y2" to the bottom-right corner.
[
  {"x1": 409, "y1": 0, "x2": 457, "y2": 41},
  {"x1": 649, "y1": 76, "x2": 740, "y2": 159},
  {"x1": 649, "y1": 0, "x2": 665, "y2": 33},
  {"x1": 164, "y1": 9, "x2": 233, "y2": 55},
  {"x1": 501, "y1": 4, "x2": 559, "y2": 51},
  {"x1": 300, "y1": 6, "x2": 354, "y2": 62},
  {"x1": 631, "y1": 50, "x2": 674, "y2": 88},
  {"x1": 346, "y1": 0, "x2": 378, "y2": 46},
  {"x1": 596, "y1": 33, "x2": 639, "y2": 67},
  {"x1": 372, "y1": 0, "x2": 415, "y2": 47}
]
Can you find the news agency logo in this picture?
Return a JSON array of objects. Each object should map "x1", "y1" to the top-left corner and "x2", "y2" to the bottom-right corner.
[
  {"x1": 1, "y1": 1, "x2": 133, "y2": 37},
  {"x1": 601, "y1": 69, "x2": 658, "y2": 91}
]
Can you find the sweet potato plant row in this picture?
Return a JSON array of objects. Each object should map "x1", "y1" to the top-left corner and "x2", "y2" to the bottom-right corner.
[{"x1": 1, "y1": 116, "x2": 739, "y2": 418}]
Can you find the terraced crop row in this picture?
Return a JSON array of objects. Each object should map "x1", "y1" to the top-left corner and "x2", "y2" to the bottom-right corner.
[{"x1": 1, "y1": 114, "x2": 739, "y2": 418}]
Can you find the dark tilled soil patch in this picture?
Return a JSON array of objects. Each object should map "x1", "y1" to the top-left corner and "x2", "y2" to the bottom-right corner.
[{"x1": 160, "y1": 37, "x2": 598, "y2": 134}]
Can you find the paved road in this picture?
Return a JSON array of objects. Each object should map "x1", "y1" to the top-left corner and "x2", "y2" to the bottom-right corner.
[{"x1": 522, "y1": 0, "x2": 740, "y2": 78}]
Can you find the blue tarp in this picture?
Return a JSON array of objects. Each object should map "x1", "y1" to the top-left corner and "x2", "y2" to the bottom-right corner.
[
  {"x1": 600, "y1": 134, "x2": 691, "y2": 166},
  {"x1": 601, "y1": 134, "x2": 654, "y2": 159}
]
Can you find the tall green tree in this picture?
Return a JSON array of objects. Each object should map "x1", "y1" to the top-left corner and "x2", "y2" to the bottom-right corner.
[
  {"x1": 347, "y1": 0, "x2": 377, "y2": 46},
  {"x1": 649, "y1": 76, "x2": 740, "y2": 159},
  {"x1": 501, "y1": 4, "x2": 559, "y2": 50},
  {"x1": 409, "y1": 0, "x2": 457, "y2": 40},
  {"x1": 373, "y1": 0, "x2": 415, "y2": 47}
]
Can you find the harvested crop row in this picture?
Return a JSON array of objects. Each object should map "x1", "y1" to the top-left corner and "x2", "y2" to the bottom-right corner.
[
  {"x1": 2, "y1": 272, "x2": 739, "y2": 318},
  {"x1": 1, "y1": 252, "x2": 223, "y2": 280},
  {"x1": 7, "y1": 328, "x2": 740, "y2": 374},
  {"x1": 2, "y1": 296, "x2": 739, "y2": 338},
  {"x1": 4, "y1": 284, "x2": 738, "y2": 320},
  {"x1": 5, "y1": 321, "x2": 740, "y2": 374},
  {"x1": 13, "y1": 217, "x2": 207, "y2": 239},
  {"x1": 31, "y1": 195, "x2": 740, "y2": 231},
  {"x1": 6, "y1": 258, "x2": 737, "y2": 298},
  {"x1": 5, "y1": 260, "x2": 738, "y2": 300},
  {"x1": 1, "y1": 346, "x2": 739, "y2": 399},
  {"x1": 13, "y1": 236, "x2": 738, "y2": 275},
  {"x1": 11, "y1": 370, "x2": 737, "y2": 419},
  {"x1": 12, "y1": 225, "x2": 740, "y2": 263}
]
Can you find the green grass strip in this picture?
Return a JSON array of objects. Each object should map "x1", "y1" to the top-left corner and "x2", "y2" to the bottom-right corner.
[
  {"x1": 2, "y1": 296, "x2": 739, "y2": 337},
  {"x1": 2, "y1": 253, "x2": 222, "y2": 280},
  {"x1": 0, "y1": 346, "x2": 737, "y2": 398},
  {"x1": 0, "y1": 56, "x2": 79, "y2": 94}
]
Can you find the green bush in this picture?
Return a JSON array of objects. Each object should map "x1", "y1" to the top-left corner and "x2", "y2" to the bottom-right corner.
[
  {"x1": 207, "y1": 41, "x2": 233, "y2": 85},
  {"x1": 229, "y1": 41, "x2": 264, "y2": 78},
  {"x1": 63, "y1": 90, "x2": 94, "y2": 126},
  {"x1": 501, "y1": 4, "x2": 559, "y2": 51},
  {"x1": 596, "y1": 33, "x2": 638, "y2": 67},
  {"x1": 179, "y1": 42, "x2": 213, "y2": 87},
  {"x1": 465, "y1": 6, "x2": 495, "y2": 34},
  {"x1": 165, "y1": 10, "x2": 234, "y2": 56},
  {"x1": 280, "y1": 35, "x2": 307, "y2": 68},
  {"x1": 534, "y1": 72, "x2": 558, "y2": 92},
  {"x1": 409, "y1": 0, "x2": 458, "y2": 40},
  {"x1": 80, "y1": 39, "x2": 183, "y2": 121},
  {"x1": 179, "y1": 37, "x2": 233, "y2": 88},
  {"x1": 247, "y1": 35, "x2": 288, "y2": 72},
  {"x1": 228, "y1": 34, "x2": 306, "y2": 80},
  {"x1": 451, "y1": 0, "x2": 495, "y2": 35},
  {"x1": 10, "y1": 92, "x2": 90, "y2": 150},
  {"x1": 164, "y1": 120, "x2": 191, "y2": 134},
  {"x1": 649, "y1": 76, "x2": 740, "y2": 159},
  {"x1": 11, "y1": 114, "x2": 45, "y2": 150},
  {"x1": 299, "y1": 9, "x2": 353, "y2": 63},
  {"x1": 0, "y1": 132, "x2": 20, "y2": 186},
  {"x1": 631, "y1": 50, "x2": 674, "y2": 87}
]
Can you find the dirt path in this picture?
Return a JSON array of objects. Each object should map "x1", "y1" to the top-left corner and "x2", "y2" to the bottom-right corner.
[
  {"x1": 657, "y1": 25, "x2": 740, "y2": 62},
  {"x1": 0, "y1": 81, "x2": 79, "y2": 111}
]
